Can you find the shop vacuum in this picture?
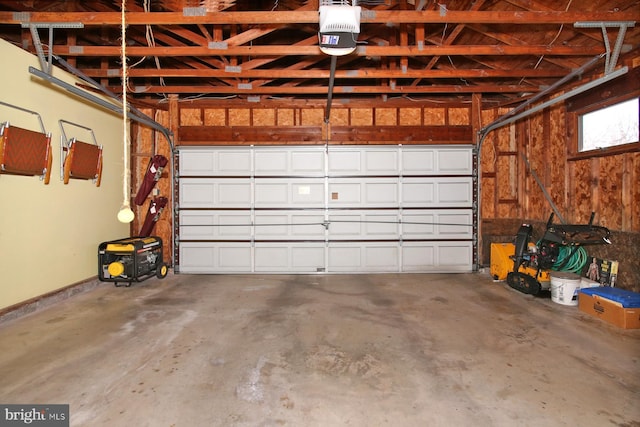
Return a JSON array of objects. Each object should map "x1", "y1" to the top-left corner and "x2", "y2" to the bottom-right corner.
[{"x1": 98, "y1": 236, "x2": 168, "y2": 287}]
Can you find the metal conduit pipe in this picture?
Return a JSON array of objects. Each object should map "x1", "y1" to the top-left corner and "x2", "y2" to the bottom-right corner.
[
  {"x1": 28, "y1": 66, "x2": 174, "y2": 150},
  {"x1": 486, "y1": 54, "x2": 604, "y2": 132},
  {"x1": 51, "y1": 54, "x2": 169, "y2": 149}
]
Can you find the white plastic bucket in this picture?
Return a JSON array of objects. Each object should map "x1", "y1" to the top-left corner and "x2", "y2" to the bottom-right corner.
[{"x1": 550, "y1": 272, "x2": 581, "y2": 306}]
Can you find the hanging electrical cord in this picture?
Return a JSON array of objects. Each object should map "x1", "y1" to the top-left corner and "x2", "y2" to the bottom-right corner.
[{"x1": 117, "y1": 0, "x2": 135, "y2": 224}]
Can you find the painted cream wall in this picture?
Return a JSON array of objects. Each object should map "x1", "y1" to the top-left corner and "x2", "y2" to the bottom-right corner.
[{"x1": 0, "y1": 39, "x2": 130, "y2": 310}]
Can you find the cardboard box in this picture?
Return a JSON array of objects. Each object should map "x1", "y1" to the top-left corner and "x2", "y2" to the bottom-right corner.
[{"x1": 578, "y1": 287, "x2": 640, "y2": 329}]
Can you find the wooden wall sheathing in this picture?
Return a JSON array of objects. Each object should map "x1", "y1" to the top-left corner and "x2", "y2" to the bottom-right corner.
[
  {"x1": 479, "y1": 108, "x2": 497, "y2": 220},
  {"x1": 204, "y1": 109, "x2": 226, "y2": 126},
  {"x1": 448, "y1": 108, "x2": 470, "y2": 126},
  {"x1": 481, "y1": 178, "x2": 496, "y2": 219},
  {"x1": 131, "y1": 108, "x2": 173, "y2": 264},
  {"x1": 180, "y1": 108, "x2": 202, "y2": 126},
  {"x1": 525, "y1": 113, "x2": 547, "y2": 221},
  {"x1": 599, "y1": 155, "x2": 624, "y2": 230},
  {"x1": 331, "y1": 109, "x2": 349, "y2": 126},
  {"x1": 253, "y1": 109, "x2": 275, "y2": 126},
  {"x1": 277, "y1": 109, "x2": 295, "y2": 126},
  {"x1": 228, "y1": 108, "x2": 250, "y2": 126},
  {"x1": 424, "y1": 108, "x2": 446, "y2": 125},
  {"x1": 631, "y1": 152, "x2": 640, "y2": 230},
  {"x1": 399, "y1": 108, "x2": 421, "y2": 125},
  {"x1": 301, "y1": 108, "x2": 324, "y2": 126},
  {"x1": 350, "y1": 108, "x2": 373, "y2": 126},
  {"x1": 548, "y1": 104, "x2": 567, "y2": 219},
  {"x1": 375, "y1": 108, "x2": 397, "y2": 125},
  {"x1": 568, "y1": 159, "x2": 593, "y2": 225}
]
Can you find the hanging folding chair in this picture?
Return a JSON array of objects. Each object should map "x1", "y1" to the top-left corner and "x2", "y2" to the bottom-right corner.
[
  {"x1": 0, "y1": 101, "x2": 52, "y2": 184},
  {"x1": 59, "y1": 120, "x2": 103, "y2": 186}
]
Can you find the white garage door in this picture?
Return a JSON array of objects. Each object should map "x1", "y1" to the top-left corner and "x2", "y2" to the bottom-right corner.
[{"x1": 176, "y1": 145, "x2": 476, "y2": 273}]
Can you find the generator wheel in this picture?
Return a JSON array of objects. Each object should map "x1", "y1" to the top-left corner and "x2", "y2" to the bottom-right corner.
[{"x1": 157, "y1": 263, "x2": 169, "y2": 279}]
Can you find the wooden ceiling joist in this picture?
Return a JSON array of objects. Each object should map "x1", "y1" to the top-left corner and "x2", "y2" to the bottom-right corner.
[{"x1": 1, "y1": 10, "x2": 636, "y2": 26}]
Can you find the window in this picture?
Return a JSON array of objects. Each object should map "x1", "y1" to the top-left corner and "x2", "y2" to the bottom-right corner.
[{"x1": 579, "y1": 97, "x2": 639, "y2": 152}]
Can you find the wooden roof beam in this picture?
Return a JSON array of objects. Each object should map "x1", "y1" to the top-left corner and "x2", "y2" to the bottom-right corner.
[
  {"x1": 115, "y1": 83, "x2": 540, "y2": 95},
  {"x1": 87, "y1": 67, "x2": 569, "y2": 79},
  {"x1": 1, "y1": 10, "x2": 636, "y2": 25},
  {"x1": 50, "y1": 44, "x2": 604, "y2": 56}
]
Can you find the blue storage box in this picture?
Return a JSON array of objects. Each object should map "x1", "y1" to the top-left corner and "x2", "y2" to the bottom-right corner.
[
  {"x1": 579, "y1": 287, "x2": 640, "y2": 329},
  {"x1": 579, "y1": 287, "x2": 640, "y2": 308}
]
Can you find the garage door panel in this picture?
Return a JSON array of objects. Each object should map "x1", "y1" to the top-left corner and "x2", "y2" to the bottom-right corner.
[
  {"x1": 402, "y1": 146, "x2": 473, "y2": 175},
  {"x1": 218, "y1": 182, "x2": 253, "y2": 206},
  {"x1": 328, "y1": 150, "x2": 361, "y2": 174},
  {"x1": 179, "y1": 179, "x2": 251, "y2": 208},
  {"x1": 402, "y1": 210, "x2": 472, "y2": 239},
  {"x1": 255, "y1": 211, "x2": 325, "y2": 239},
  {"x1": 402, "y1": 149, "x2": 435, "y2": 175},
  {"x1": 328, "y1": 243, "x2": 399, "y2": 272},
  {"x1": 179, "y1": 149, "x2": 216, "y2": 176},
  {"x1": 328, "y1": 147, "x2": 399, "y2": 175},
  {"x1": 179, "y1": 180, "x2": 216, "y2": 207},
  {"x1": 402, "y1": 242, "x2": 472, "y2": 272},
  {"x1": 179, "y1": 244, "x2": 216, "y2": 273},
  {"x1": 178, "y1": 243, "x2": 252, "y2": 273},
  {"x1": 255, "y1": 179, "x2": 325, "y2": 208},
  {"x1": 402, "y1": 244, "x2": 436, "y2": 271},
  {"x1": 328, "y1": 210, "x2": 399, "y2": 240},
  {"x1": 402, "y1": 181, "x2": 435, "y2": 205},
  {"x1": 217, "y1": 150, "x2": 252, "y2": 175},
  {"x1": 438, "y1": 243, "x2": 474, "y2": 269},
  {"x1": 254, "y1": 147, "x2": 325, "y2": 176},
  {"x1": 329, "y1": 178, "x2": 398, "y2": 208},
  {"x1": 402, "y1": 178, "x2": 472, "y2": 207},
  {"x1": 402, "y1": 212, "x2": 436, "y2": 237},
  {"x1": 438, "y1": 212, "x2": 473, "y2": 238},
  {"x1": 177, "y1": 145, "x2": 475, "y2": 274},
  {"x1": 437, "y1": 148, "x2": 473, "y2": 174},
  {"x1": 437, "y1": 179, "x2": 473, "y2": 206},
  {"x1": 180, "y1": 148, "x2": 252, "y2": 176},
  {"x1": 180, "y1": 211, "x2": 252, "y2": 239},
  {"x1": 291, "y1": 150, "x2": 325, "y2": 176},
  {"x1": 255, "y1": 244, "x2": 325, "y2": 272},
  {"x1": 255, "y1": 150, "x2": 288, "y2": 175}
]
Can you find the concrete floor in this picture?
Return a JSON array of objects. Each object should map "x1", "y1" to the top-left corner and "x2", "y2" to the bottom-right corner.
[{"x1": 0, "y1": 272, "x2": 638, "y2": 427}]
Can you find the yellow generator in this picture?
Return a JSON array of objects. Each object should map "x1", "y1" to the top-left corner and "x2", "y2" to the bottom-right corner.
[{"x1": 98, "y1": 236, "x2": 168, "y2": 287}]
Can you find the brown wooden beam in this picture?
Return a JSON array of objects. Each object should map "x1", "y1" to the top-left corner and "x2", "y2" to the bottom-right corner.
[
  {"x1": 51, "y1": 44, "x2": 603, "y2": 57},
  {"x1": 85, "y1": 68, "x2": 568, "y2": 79},
  {"x1": 1, "y1": 10, "x2": 636, "y2": 25},
  {"x1": 330, "y1": 125, "x2": 472, "y2": 143},
  {"x1": 118, "y1": 83, "x2": 538, "y2": 95},
  {"x1": 179, "y1": 125, "x2": 472, "y2": 143},
  {"x1": 179, "y1": 126, "x2": 323, "y2": 143}
]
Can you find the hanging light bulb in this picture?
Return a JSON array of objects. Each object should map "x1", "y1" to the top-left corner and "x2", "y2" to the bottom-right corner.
[{"x1": 117, "y1": 203, "x2": 135, "y2": 223}]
